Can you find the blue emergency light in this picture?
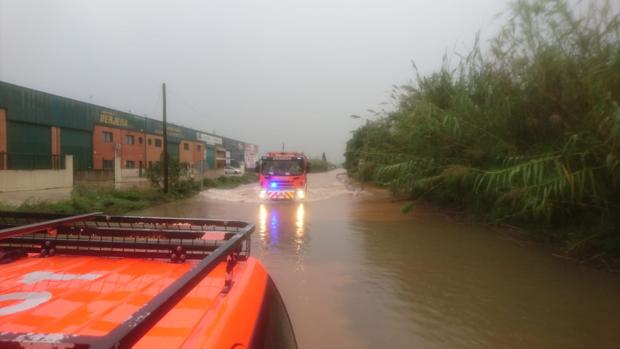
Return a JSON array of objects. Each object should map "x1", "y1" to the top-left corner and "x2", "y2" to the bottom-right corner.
[{"x1": 270, "y1": 182, "x2": 278, "y2": 188}]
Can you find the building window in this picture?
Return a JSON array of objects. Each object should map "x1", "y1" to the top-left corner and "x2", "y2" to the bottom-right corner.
[
  {"x1": 148, "y1": 138, "x2": 152, "y2": 145},
  {"x1": 197, "y1": 145, "x2": 201, "y2": 151},
  {"x1": 125, "y1": 135, "x2": 135, "y2": 145},
  {"x1": 126, "y1": 160, "x2": 135, "y2": 168},
  {"x1": 138, "y1": 137, "x2": 143, "y2": 144},
  {"x1": 102, "y1": 160, "x2": 114, "y2": 169},
  {"x1": 148, "y1": 161, "x2": 153, "y2": 168},
  {"x1": 155, "y1": 139, "x2": 162, "y2": 147},
  {"x1": 184, "y1": 143, "x2": 189, "y2": 150},
  {"x1": 102, "y1": 131, "x2": 113, "y2": 143}
]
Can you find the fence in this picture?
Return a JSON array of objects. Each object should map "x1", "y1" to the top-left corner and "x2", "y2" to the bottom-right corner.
[
  {"x1": 0, "y1": 152, "x2": 65, "y2": 170},
  {"x1": 0, "y1": 155, "x2": 73, "y2": 192}
]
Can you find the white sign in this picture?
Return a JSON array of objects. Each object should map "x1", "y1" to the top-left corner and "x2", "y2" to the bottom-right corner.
[
  {"x1": 244, "y1": 143, "x2": 258, "y2": 168},
  {"x1": 196, "y1": 132, "x2": 223, "y2": 145},
  {"x1": 245, "y1": 152, "x2": 258, "y2": 169}
]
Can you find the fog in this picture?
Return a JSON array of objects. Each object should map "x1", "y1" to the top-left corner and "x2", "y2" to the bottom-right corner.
[{"x1": 0, "y1": 0, "x2": 511, "y2": 162}]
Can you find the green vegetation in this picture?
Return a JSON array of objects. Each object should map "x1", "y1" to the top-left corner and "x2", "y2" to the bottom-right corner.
[
  {"x1": 1, "y1": 185, "x2": 198, "y2": 215},
  {"x1": 202, "y1": 172, "x2": 258, "y2": 189},
  {"x1": 344, "y1": 0, "x2": 620, "y2": 263},
  {"x1": 308, "y1": 158, "x2": 337, "y2": 173},
  {"x1": 146, "y1": 157, "x2": 198, "y2": 194},
  {"x1": 1, "y1": 158, "x2": 202, "y2": 215}
]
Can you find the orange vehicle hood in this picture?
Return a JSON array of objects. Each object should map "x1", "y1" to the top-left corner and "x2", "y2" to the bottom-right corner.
[{"x1": 0, "y1": 255, "x2": 267, "y2": 349}]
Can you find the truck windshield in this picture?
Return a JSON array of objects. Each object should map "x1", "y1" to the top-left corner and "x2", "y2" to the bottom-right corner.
[{"x1": 261, "y1": 160, "x2": 304, "y2": 176}]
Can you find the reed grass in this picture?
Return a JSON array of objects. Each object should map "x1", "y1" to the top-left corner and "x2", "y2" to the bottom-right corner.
[{"x1": 345, "y1": 0, "x2": 620, "y2": 263}]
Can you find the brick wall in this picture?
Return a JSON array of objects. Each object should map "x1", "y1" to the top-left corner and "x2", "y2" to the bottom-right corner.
[
  {"x1": 145, "y1": 134, "x2": 163, "y2": 168},
  {"x1": 93, "y1": 125, "x2": 146, "y2": 170},
  {"x1": 179, "y1": 140, "x2": 204, "y2": 166}
]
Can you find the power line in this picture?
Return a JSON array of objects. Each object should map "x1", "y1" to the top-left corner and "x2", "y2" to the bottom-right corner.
[{"x1": 167, "y1": 88, "x2": 210, "y2": 121}]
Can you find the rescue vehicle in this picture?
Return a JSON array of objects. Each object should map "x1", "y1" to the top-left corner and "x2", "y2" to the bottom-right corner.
[
  {"x1": 257, "y1": 152, "x2": 309, "y2": 201},
  {"x1": 0, "y1": 211, "x2": 297, "y2": 349}
]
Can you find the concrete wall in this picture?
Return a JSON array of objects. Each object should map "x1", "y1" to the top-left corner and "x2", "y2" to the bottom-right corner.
[
  {"x1": 74, "y1": 169, "x2": 114, "y2": 184},
  {"x1": 0, "y1": 155, "x2": 73, "y2": 192},
  {"x1": 204, "y1": 168, "x2": 225, "y2": 179},
  {"x1": 113, "y1": 156, "x2": 147, "y2": 189},
  {"x1": 114, "y1": 156, "x2": 122, "y2": 184},
  {"x1": 121, "y1": 168, "x2": 140, "y2": 178}
]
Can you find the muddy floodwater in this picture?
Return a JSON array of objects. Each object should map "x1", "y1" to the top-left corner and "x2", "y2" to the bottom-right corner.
[{"x1": 137, "y1": 170, "x2": 620, "y2": 349}]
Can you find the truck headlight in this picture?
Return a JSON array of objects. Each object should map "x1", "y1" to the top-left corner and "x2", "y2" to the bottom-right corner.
[
  {"x1": 259, "y1": 190, "x2": 267, "y2": 199},
  {"x1": 296, "y1": 189, "x2": 305, "y2": 199}
]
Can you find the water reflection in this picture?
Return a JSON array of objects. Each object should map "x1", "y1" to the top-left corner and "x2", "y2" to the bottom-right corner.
[
  {"x1": 258, "y1": 204, "x2": 268, "y2": 237},
  {"x1": 257, "y1": 203, "x2": 308, "y2": 267},
  {"x1": 295, "y1": 203, "x2": 305, "y2": 236},
  {"x1": 133, "y1": 184, "x2": 620, "y2": 349},
  {"x1": 346, "y1": 199, "x2": 620, "y2": 349}
]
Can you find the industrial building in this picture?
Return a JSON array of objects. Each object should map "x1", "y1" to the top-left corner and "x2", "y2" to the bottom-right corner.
[{"x1": 0, "y1": 81, "x2": 258, "y2": 176}]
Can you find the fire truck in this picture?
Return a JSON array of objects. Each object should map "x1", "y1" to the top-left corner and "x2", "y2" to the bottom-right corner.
[{"x1": 257, "y1": 152, "x2": 309, "y2": 200}]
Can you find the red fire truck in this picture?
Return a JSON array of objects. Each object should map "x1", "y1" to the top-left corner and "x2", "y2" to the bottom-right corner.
[{"x1": 257, "y1": 152, "x2": 309, "y2": 200}]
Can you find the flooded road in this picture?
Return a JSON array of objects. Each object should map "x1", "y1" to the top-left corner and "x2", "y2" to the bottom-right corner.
[{"x1": 137, "y1": 170, "x2": 620, "y2": 349}]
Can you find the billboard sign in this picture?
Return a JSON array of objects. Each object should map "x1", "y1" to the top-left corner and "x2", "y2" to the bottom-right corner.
[
  {"x1": 244, "y1": 143, "x2": 258, "y2": 169},
  {"x1": 196, "y1": 132, "x2": 223, "y2": 146}
]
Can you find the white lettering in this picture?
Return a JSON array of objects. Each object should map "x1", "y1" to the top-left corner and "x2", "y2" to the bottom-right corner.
[
  {"x1": 0, "y1": 271, "x2": 105, "y2": 316},
  {"x1": 21, "y1": 271, "x2": 102, "y2": 285},
  {"x1": 0, "y1": 291, "x2": 52, "y2": 316}
]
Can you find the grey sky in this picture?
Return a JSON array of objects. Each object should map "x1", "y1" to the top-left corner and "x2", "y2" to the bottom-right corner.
[{"x1": 0, "y1": 0, "x2": 511, "y2": 162}]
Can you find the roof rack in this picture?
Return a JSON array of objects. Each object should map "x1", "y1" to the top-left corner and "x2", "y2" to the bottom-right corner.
[{"x1": 0, "y1": 211, "x2": 254, "y2": 349}]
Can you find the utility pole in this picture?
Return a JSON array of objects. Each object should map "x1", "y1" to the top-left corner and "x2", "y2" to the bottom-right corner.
[
  {"x1": 282, "y1": 142, "x2": 284, "y2": 152},
  {"x1": 199, "y1": 160, "x2": 204, "y2": 192},
  {"x1": 162, "y1": 83, "x2": 169, "y2": 193}
]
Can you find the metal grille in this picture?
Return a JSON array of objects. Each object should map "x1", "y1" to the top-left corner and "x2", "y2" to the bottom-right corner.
[{"x1": 0, "y1": 152, "x2": 65, "y2": 170}]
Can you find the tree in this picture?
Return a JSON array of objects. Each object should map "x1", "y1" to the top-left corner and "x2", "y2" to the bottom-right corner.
[{"x1": 146, "y1": 156, "x2": 195, "y2": 193}]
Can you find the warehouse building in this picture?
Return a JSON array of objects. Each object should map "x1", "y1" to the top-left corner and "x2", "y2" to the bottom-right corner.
[{"x1": 0, "y1": 81, "x2": 257, "y2": 176}]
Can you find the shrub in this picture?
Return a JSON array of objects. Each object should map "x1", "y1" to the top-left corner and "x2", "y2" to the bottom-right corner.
[
  {"x1": 146, "y1": 156, "x2": 198, "y2": 194},
  {"x1": 345, "y1": 0, "x2": 620, "y2": 261}
]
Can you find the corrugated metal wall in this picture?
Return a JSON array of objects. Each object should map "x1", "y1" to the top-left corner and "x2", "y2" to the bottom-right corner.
[
  {"x1": 61, "y1": 128, "x2": 92, "y2": 170},
  {"x1": 0, "y1": 81, "x2": 146, "y2": 131},
  {"x1": 222, "y1": 137, "x2": 246, "y2": 163},
  {"x1": 206, "y1": 147, "x2": 215, "y2": 169},
  {"x1": 167, "y1": 142, "x2": 179, "y2": 159},
  {"x1": 6, "y1": 121, "x2": 51, "y2": 169},
  {"x1": 0, "y1": 81, "x2": 251, "y2": 171},
  {"x1": 0, "y1": 81, "x2": 203, "y2": 143}
]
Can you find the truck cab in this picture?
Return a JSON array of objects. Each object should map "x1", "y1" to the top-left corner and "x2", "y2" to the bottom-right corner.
[{"x1": 257, "y1": 152, "x2": 309, "y2": 200}]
